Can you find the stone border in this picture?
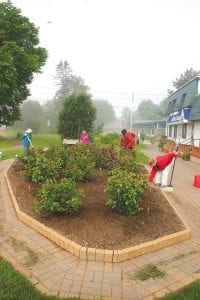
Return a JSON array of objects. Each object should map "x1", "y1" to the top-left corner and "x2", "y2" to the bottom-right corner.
[{"x1": 5, "y1": 173, "x2": 190, "y2": 263}]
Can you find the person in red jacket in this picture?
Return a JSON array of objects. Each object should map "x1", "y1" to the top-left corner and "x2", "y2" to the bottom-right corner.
[
  {"x1": 148, "y1": 152, "x2": 178, "y2": 188},
  {"x1": 121, "y1": 129, "x2": 135, "y2": 151}
]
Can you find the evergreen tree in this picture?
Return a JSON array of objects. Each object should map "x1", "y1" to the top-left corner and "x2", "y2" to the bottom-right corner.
[{"x1": 57, "y1": 92, "x2": 96, "y2": 139}]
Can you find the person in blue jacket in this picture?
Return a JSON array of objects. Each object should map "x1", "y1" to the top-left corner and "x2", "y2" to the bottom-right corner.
[{"x1": 22, "y1": 128, "x2": 33, "y2": 155}]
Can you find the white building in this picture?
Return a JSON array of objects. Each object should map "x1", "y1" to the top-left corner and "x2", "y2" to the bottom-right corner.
[{"x1": 166, "y1": 76, "x2": 200, "y2": 147}]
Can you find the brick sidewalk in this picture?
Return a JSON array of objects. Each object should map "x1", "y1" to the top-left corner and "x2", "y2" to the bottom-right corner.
[{"x1": 0, "y1": 146, "x2": 200, "y2": 300}]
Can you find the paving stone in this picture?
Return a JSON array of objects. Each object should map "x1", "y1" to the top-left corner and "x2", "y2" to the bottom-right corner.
[{"x1": 1, "y1": 145, "x2": 200, "y2": 299}]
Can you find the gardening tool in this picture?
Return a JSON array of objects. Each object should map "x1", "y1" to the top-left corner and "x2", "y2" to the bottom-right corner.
[
  {"x1": 26, "y1": 134, "x2": 34, "y2": 148},
  {"x1": 163, "y1": 145, "x2": 179, "y2": 192},
  {"x1": 114, "y1": 147, "x2": 123, "y2": 154}
]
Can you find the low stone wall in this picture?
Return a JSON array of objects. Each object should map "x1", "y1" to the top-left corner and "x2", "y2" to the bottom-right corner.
[{"x1": 5, "y1": 173, "x2": 190, "y2": 263}]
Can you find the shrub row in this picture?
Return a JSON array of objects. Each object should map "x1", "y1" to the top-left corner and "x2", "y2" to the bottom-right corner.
[{"x1": 21, "y1": 143, "x2": 147, "y2": 216}]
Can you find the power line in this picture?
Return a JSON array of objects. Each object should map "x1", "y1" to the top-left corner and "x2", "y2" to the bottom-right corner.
[{"x1": 29, "y1": 85, "x2": 166, "y2": 97}]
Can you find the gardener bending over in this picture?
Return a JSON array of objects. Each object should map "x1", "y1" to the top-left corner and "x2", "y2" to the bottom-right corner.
[{"x1": 148, "y1": 151, "x2": 178, "y2": 188}]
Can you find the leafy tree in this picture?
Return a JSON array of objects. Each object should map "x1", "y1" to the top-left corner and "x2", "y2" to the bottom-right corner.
[
  {"x1": 57, "y1": 92, "x2": 96, "y2": 139},
  {"x1": 173, "y1": 68, "x2": 200, "y2": 90},
  {"x1": 12, "y1": 100, "x2": 44, "y2": 133},
  {"x1": 55, "y1": 60, "x2": 89, "y2": 100},
  {"x1": 0, "y1": 1, "x2": 47, "y2": 126},
  {"x1": 136, "y1": 100, "x2": 161, "y2": 120},
  {"x1": 41, "y1": 60, "x2": 90, "y2": 133},
  {"x1": 93, "y1": 99, "x2": 116, "y2": 128}
]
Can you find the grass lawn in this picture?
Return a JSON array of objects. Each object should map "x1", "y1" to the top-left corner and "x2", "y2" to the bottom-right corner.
[
  {"x1": 0, "y1": 134, "x2": 62, "y2": 160},
  {"x1": 0, "y1": 136, "x2": 13, "y2": 149},
  {"x1": 0, "y1": 257, "x2": 79, "y2": 300},
  {"x1": 0, "y1": 148, "x2": 24, "y2": 160},
  {"x1": 135, "y1": 143, "x2": 149, "y2": 164},
  {"x1": 159, "y1": 279, "x2": 200, "y2": 299},
  {"x1": 33, "y1": 135, "x2": 62, "y2": 147}
]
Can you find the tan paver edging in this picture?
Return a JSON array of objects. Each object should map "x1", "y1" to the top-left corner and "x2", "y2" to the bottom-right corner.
[{"x1": 5, "y1": 174, "x2": 190, "y2": 263}]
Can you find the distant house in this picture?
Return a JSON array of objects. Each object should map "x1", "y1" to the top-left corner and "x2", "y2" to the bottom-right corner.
[
  {"x1": 166, "y1": 76, "x2": 200, "y2": 146},
  {"x1": 132, "y1": 119, "x2": 166, "y2": 137}
]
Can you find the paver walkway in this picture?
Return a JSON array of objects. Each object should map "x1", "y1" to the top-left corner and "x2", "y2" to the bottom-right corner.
[{"x1": 0, "y1": 143, "x2": 200, "y2": 300}]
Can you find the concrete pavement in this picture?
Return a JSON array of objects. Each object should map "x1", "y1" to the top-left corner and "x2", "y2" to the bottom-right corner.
[{"x1": 0, "y1": 143, "x2": 200, "y2": 299}]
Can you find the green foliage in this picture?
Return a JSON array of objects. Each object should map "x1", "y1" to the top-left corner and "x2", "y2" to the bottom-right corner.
[
  {"x1": 114, "y1": 151, "x2": 140, "y2": 173},
  {"x1": 0, "y1": 2, "x2": 47, "y2": 125},
  {"x1": 84, "y1": 144, "x2": 114, "y2": 169},
  {"x1": 57, "y1": 92, "x2": 96, "y2": 139},
  {"x1": 23, "y1": 148, "x2": 62, "y2": 183},
  {"x1": 40, "y1": 60, "x2": 90, "y2": 134},
  {"x1": 0, "y1": 148, "x2": 23, "y2": 160},
  {"x1": 63, "y1": 145, "x2": 96, "y2": 182},
  {"x1": 105, "y1": 168, "x2": 146, "y2": 215},
  {"x1": 19, "y1": 138, "x2": 148, "y2": 217},
  {"x1": 0, "y1": 136, "x2": 13, "y2": 148},
  {"x1": 173, "y1": 68, "x2": 200, "y2": 90},
  {"x1": 134, "y1": 264, "x2": 165, "y2": 281},
  {"x1": 160, "y1": 280, "x2": 200, "y2": 300},
  {"x1": 34, "y1": 178, "x2": 84, "y2": 214},
  {"x1": 136, "y1": 100, "x2": 162, "y2": 120},
  {"x1": 135, "y1": 152, "x2": 149, "y2": 165},
  {"x1": 98, "y1": 133, "x2": 120, "y2": 147},
  {"x1": 55, "y1": 60, "x2": 89, "y2": 100},
  {"x1": 181, "y1": 151, "x2": 190, "y2": 161},
  {"x1": 33, "y1": 135, "x2": 62, "y2": 147},
  {"x1": 22, "y1": 144, "x2": 96, "y2": 183}
]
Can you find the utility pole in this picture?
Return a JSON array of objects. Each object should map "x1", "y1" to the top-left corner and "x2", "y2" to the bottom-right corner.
[{"x1": 130, "y1": 93, "x2": 134, "y2": 131}]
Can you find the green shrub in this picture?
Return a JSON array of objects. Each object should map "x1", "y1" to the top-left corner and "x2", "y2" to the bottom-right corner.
[
  {"x1": 99, "y1": 133, "x2": 120, "y2": 146},
  {"x1": 34, "y1": 178, "x2": 85, "y2": 214},
  {"x1": 181, "y1": 151, "x2": 190, "y2": 161},
  {"x1": 62, "y1": 147, "x2": 96, "y2": 182},
  {"x1": 23, "y1": 150, "x2": 62, "y2": 183},
  {"x1": 94, "y1": 148, "x2": 114, "y2": 169},
  {"x1": 114, "y1": 151, "x2": 140, "y2": 173},
  {"x1": 105, "y1": 169, "x2": 146, "y2": 215}
]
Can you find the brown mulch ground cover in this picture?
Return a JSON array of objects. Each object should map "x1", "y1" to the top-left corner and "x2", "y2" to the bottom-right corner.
[{"x1": 8, "y1": 160, "x2": 185, "y2": 250}]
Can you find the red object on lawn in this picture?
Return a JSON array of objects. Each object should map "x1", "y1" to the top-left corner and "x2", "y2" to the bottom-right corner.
[{"x1": 194, "y1": 175, "x2": 200, "y2": 188}]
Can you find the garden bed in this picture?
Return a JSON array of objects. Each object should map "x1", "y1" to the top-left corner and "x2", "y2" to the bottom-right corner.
[{"x1": 7, "y1": 160, "x2": 185, "y2": 250}]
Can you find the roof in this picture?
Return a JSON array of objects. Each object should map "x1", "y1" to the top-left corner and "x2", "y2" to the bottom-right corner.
[
  {"x1": 166, "y1": 76, "x2": 200, "y2": 115},
  {"x1": 133, "y1": 119, "x2": 166, "y2": 125},
  {"x1": 168, "y1": 76, "x2": 200, "y2": 98},
  {"x1": 189, "y1": 95, "x2": 200, "y2": 121}
]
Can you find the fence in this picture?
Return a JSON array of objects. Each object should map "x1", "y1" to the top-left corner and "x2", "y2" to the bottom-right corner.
[{"x1": 161, "y1": 140, "x2": 200, "y2": 159}]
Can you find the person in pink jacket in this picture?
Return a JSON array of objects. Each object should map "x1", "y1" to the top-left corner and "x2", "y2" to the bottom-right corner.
[
  {"x1": 148, "y1": 152, "x2": 178, "y2": 188},
  {"x1": 79, "y1": 130, "x2": 89, "y2": 145}
]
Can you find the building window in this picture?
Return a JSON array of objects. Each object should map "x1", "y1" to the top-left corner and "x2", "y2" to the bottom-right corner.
[
  {"x1": 172, "y1": 99, "x2": 177, "y2": 112},
  {"x1": 169, "y1": 126, "x2": 172, "y2": 137},
  {"x1": 174, "y1": 125, "x2": 178, "y2": 138},
  {"x1": 180, "y1": 93, "x2": 186, "y2": 110},
  {"x1": 177, "y1": 125, "x2": 182, "y2": 137},
  {"x1": 182, "y1": 124, "x2": 187, "y2": 139}
]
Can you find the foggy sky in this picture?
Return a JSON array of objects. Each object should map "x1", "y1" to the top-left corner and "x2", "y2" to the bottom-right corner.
[{"x1": 8, "y1": 0, "x2": 200, "y2": 115}]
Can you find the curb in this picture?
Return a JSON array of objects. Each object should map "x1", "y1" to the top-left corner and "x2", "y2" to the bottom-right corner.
[{"x1": 5, "y1": 173, "x2": 190, "y2": 263}]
